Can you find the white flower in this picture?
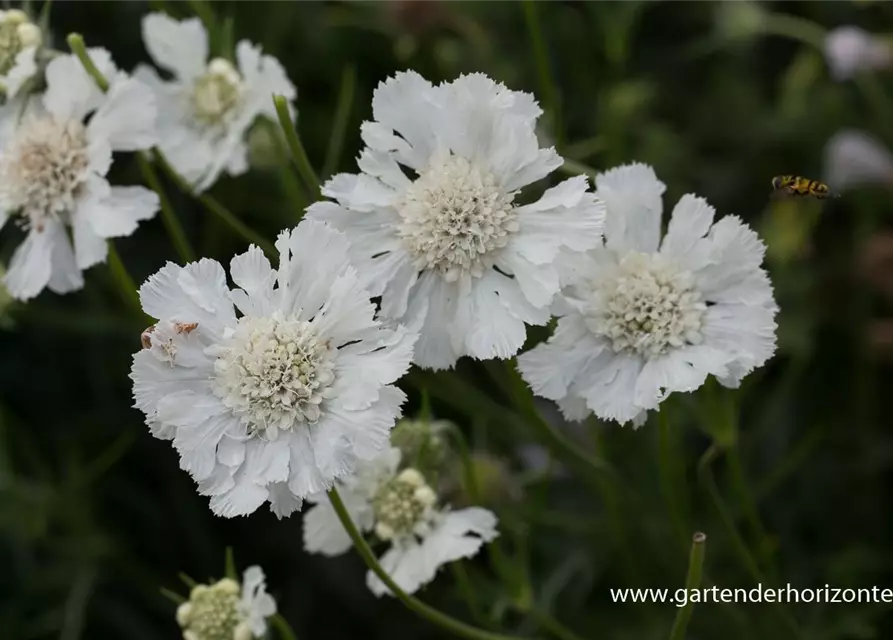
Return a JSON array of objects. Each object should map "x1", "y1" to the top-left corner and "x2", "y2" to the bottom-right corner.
[
  {"x1": 307, "y1": 71, "x2": 605, "y2": 370},
  {"x1": 0, "y1": 9, "x2": 43, "y2": 99},
  {"x1": 130, "y1": 220, "x2": 418, "y2": 518},
  {"x1": 135, "y1": 12, "x2": 297, "y2": 192},
  {"x1": 518, "y1": 163, "x2": 778, "y2": 426},
  {"x1": 176, "y1": 566, "x2": 276, "y2": 640},
  {"x1": 0, "y1": 48, "x2": 158, "y2": 301},
  {"x1": 824, "y1": 26, "x2": 892, "y2": 81},
  {"x1": 824, "y1": 129, "x2": 893, "y2": 191},
  {"x1": 303, "y1": 446, "x2": 499, "y2": 597}
]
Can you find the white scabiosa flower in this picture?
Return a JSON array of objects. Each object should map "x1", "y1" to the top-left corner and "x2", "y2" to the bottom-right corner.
[
  {"x1": 824, "y1": 26, "x2": 892, "y2": 81},
  {"x1": 0, "y1": 9, "x2": 43, "y2": 99},
  {"x1": 130, "y1": 220, "x2": 418, "y2": 518},
  {"x1": 307, "y1": 71, "x2": 605, "y2": 370},
  {"x1": 824, "y1": 129, "x2": 893, "y2": 191},
  {"x1": 518, "y1": 163, "x2": 778, "y2": 426},
  {"x1": 135, "y1": 12, "x2": 296, "y2": 192},
  {"x1": 176, "y1": 566, "x2": 276, "y2": 640},
  {"x1": 303, "y1": 446, "x2": 499, "y2": 597},
  {"x1": 0, "y1": 49, "x2": 158, "y2": 301}
]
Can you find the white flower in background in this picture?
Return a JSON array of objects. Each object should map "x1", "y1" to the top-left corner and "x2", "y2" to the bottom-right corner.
[
  {"x1": 824, "y1": 26, "x2": 892, "y2": 80},
  {"x1": 135, "y1": 12, "x2": 297, "y2": 192},
  {"x1": 176, "y1": 566, "x2": 276, "y2": 640},
  {"x1": 307, "y1": 71, "x2": 605, "y2": 370},
  {"x1": 0, "y1": 49, "x2": 158, "y2": 301},
  {"x1": 824, "y1": 129, "x2": 893, "y2": 191},
  {"x1": 130, "y1": 220, "x2": 418, "y2": 518},
  {"x1": 518, "y1": 163, "x2": 778, "y2": 426},
  {"x1": 303, "y1": 446, "x2": 498, "y2": 596},
  {"x1": 0, "y1": 9, "x2": 43, "y2": 99}
]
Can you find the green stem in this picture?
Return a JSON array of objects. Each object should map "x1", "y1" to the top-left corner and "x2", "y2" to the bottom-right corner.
[
  {"x1": 326, "y1": 487, "x2": 528, "y2": 640},
  {"x1": 451, "y1": 562, "x2": 491, "y2": 629},
  {"x1": 154, "y1": 150, "x2": 277, "y2": 258},
  {"x1": 657, "y1": 409, "x2": 689, "y2": 549},
  {"x1": 522, "y1": 0, "x2": 562, "y2": 147},
  {"x1": 558, "y1": 159, "x2": 599, "y2": 181},
  {"x1": 66, "y1": 33, "x2": 109, "y2": 91},
  {"x1": 668, "y1": 532, "x2": 707, "y2": 640},
  {"x1": 106, "y1": 241, "x2": 143, "y2": 317},
  {"x1": 698, "y1": 449, "x2": 803, "y2": 639},
  {"x1": 273, "y1": 95, "x2": 321, "y2": 200},
  {"x1": 526, "y1": 607, "x2": 586, "y2": 640},
  {"x1": 270, "y1": 613, "x2": 299, "y2": 640},
  {"x1": 262, "y1": 119, "x2": 309, "y2": 219},
  {"x1": 761, "y1": 13, "x2": 826, "y2": 50},
  {"x1": 322, "y1": 64, "x2": 357, "y2": 178},
  {"x1": 137, "y1": 152, "x2": 195, "y2": 263},
  {"x1": 726, "y1": 445, "x2": 776, "y2": 579}
]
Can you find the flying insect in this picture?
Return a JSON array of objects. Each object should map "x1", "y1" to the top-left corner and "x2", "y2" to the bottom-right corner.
[{"x1": 771, "y1": 175, "x2": 840, "y2": 200}]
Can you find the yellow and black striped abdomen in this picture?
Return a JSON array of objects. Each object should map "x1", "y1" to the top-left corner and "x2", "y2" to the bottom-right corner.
[{"x1": 771, "y1": 175, "x2": 836, "y2": 199}]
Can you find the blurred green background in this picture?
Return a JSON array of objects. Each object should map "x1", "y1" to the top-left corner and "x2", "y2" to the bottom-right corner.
[{"x1": 3, "y1": 1, "x2": 893, "y2": 639}]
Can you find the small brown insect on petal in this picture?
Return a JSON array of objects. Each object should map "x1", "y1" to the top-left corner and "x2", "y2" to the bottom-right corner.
[
  {"x1": 140, "y1": 325, "x2": 156, "y2": 350},
  {"x1": 174, "y1": 321, "x2": 199, "y2": 335}
]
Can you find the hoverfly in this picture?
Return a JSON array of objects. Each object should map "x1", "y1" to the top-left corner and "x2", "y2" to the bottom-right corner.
[{"x1": 771, "y1": 175, "x2": 840, "y2": 200}]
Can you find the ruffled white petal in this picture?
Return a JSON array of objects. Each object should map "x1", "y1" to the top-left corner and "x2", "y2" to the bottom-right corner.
[
  {"x1": 302, "y1": 488, "x2": 372, "y2": 556},
  {"x1": 87, "y1": 77, "x2": 157, "y2": 152},
  {"x1": 43, "y1": 49, "x2": 117, "y2": 123},
  {"x1": 3, "y1": 46, "x2": 38, "y2": 99},
  {"x1": 659, "y1": 194, "x2": 716, "y2": 271},
  {"x1": 86, "y1": 185, "x2": 160, "y2": 239},
  {"x1": 141, "y1": 13, "x2": 208, "y2": 81},
  {"x1": 596, "y1": 162, "x2": 665, "y2": 254},
  {"x1": 367, "y1": 508, "x2": 498, "y2": 597}
]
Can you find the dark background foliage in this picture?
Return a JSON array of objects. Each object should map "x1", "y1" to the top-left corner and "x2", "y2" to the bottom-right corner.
[{"x1": 2, "y1": 1, "x2": 893, "y2": 639}]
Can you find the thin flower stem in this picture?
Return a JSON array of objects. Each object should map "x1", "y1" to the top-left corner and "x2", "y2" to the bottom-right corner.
[
  {"x1": 698, "y1": 448, "x2": 803, "y2": 639},
  {"x1": 270, "y1": 614, "x2": 299, "y2": 640},
  {"x1": 521, "y1": 0, "x2": 561, "y2": 147},
  {"x1": 137, "y1": 152, "x2": 196, "y2": 263},
  {"x1": 326, "y1": 487, "x2": 531, "y2": 640},
  {"x1": 153, "y1": 150, "x2": 277, "y2": 258},
  {"x1": 106, "y1": 241, "x2": 143, "y2": 317},
  {"x1": 667, "y1": 532, "x2": 707, "y2": 640},
  {"x1": 450, "y1": 562, "x2": 491, "y2": 629},
  {"x1": 526, "y1": 607, "x2": 586, "y2": 640},
  {"x1": 558, "y1": 159, "x2": 599, "y2": 181},
  {"x1": 66, "y1": 33, "x2": 109, "y2": 91},
  {"x1": 261, "y1": 118, "x2": 309, "y2": 220},
  {"x1": 762, "y1": 12, "x2": 826, "y2": 50},
  {"x1": 273, "y1": 95, "x2": 321, "y2": 200},
  {"x1": 657, "y1": 409, "x2": 689, "y2": 549},
  {"x1": 322, "y1": 64, "x2": 357, "y2": 179}
]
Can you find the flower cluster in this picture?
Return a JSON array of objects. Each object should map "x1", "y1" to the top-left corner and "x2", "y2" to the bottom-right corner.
[
  {"x1": 176, "y1": 566, "x2": 276, "y2": 640},
  {"x1": 303, "y1": 445, "x2": 499, "y2": 596}
]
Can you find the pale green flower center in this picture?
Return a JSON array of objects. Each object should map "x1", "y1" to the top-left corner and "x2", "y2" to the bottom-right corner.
[
  {"x1": 396, "y1": 154, "x2": 518, "y2": 282},
  {"x1": 212, "y1": 313, "x2": 336, "y2": 438},
  {"x1": 584, "y1": 252, "x2": 707, "y2": 357},
  {"x1": 191, "y1": 58, "x2": 242, "y2": 125},
  {"x1": 0, "y1": 10, "x2": 40, "y2": 77},
  {"x1": 372, "y1": 468, "x2": 436, "y2": 540},
  {"x1": 178, "y1": 579, "x2": 246, "y2": 640}
]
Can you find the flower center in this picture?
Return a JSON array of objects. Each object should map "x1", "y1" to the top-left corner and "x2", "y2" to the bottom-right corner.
[
  {"x1": 191, "y1": 58, "x2": 242, "y2": 126},
  {"x1": 212, "y1": 313, "x2": 335, "y2": 439},
  {"x1": 0, "y1": 10, "x2": 41, "y2": 77},
  {"x1": 0, "y1": 116, "x2": 89, "y2": 232},
  {"x1": 583, "y1": 252, "x2": 707, "y2": 357},
  {"x1": 396, "y1": 154, "x2": 518, "y2": 282},
  {"x1": 372, "y1": 468, "x2": 437, "y2": 541},
  {"x1": 178, "y1": 579, "x2": 246, "y2": 640}
]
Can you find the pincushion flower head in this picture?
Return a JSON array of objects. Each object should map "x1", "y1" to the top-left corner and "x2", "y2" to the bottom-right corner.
[
  {"x1": 0, "y1": 49, "x2": 158, "y2": 301},
  {"x1": 303, "y1": 447, "x2": 499, "y2": 596},
  {"x1": 0, "y1": 9, "x2": 43, "y2": 99},
  {"x1": 135, "y1": 12, "x2": 296, "y2": 192},
  {"x1": 130, "y1": 220, "x2": 418, "y2": 518},
  {"x1": 518, "y1": 163, "x2": 778, "y2": 426},
  {"x1": 307, "y1": 71, "x2": 605, "y2": 370},
  {"x1": 176, "y1": 566, "x2": 276, "y2": 640}
]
